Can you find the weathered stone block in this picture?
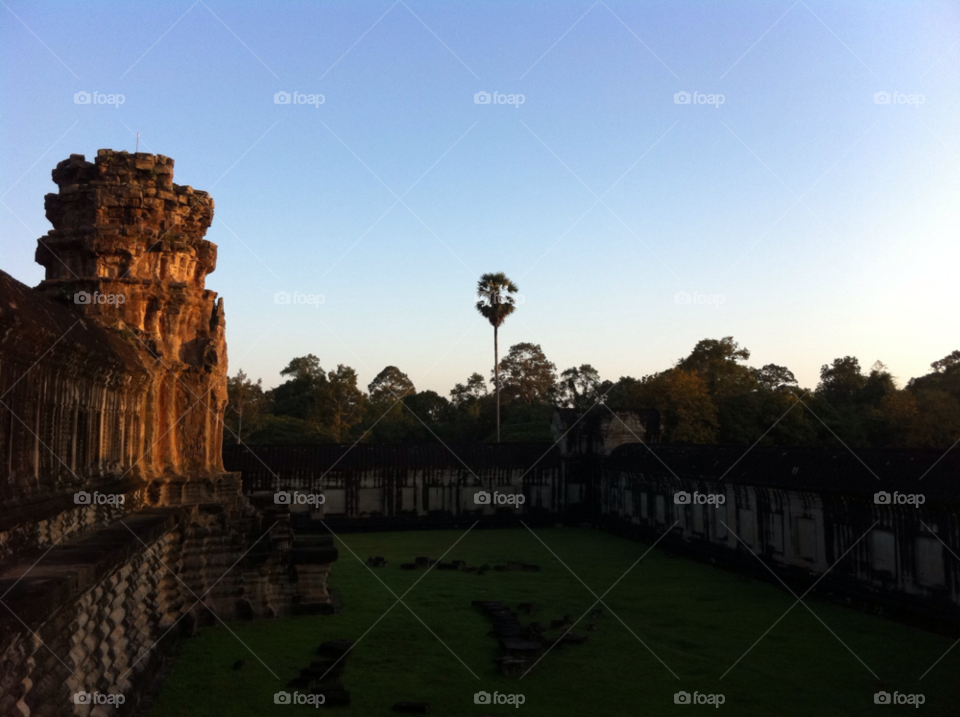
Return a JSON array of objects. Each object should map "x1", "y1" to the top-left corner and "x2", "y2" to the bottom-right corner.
[{"x1": 0, "y1": 149, "x2": 338, "y2": 717}]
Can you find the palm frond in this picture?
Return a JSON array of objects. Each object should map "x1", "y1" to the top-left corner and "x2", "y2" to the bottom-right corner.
[{"x1": 475, "y1": 272, "x2": 519, "y2": 327}]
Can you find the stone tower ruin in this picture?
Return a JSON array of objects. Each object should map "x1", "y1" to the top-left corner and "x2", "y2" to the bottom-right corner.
[
  {"x1": 0, "y1": 150, "x2": 336, "y2": 717},
  {"x1": 35, "y1": 150, "x2": 227, "y2": 495}
]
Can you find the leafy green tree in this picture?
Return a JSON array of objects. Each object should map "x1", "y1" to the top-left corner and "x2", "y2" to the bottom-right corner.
[
  {"x1": 225, "y1": 369, "x2": 266, "y2": 444},
  {"x1": 718, "y1": 387, "x2": 815, "y2": 445},
  {"x1": 368, "y1": 366, "x2": 416, "y2": 404},
  {"x1": 755, "y1": 364, "x2": 798, "y2": 391},
  {"x1": 362, "y1": 366, "x2": 417, "y2": 441},
  {"x1": 676, "y1": 337, "x2": 756, "y2": 398},
  {"x1": 901, "y1": 351, "x2": 960, "y2": 447},
  {"x1": 403, "y1": 390, "x2": 455, "y2": 438},
  {"x1": 908, "y1": 350, "x2": 960, "y2": 396},
  {"x1": 862, "y1": 361, "x2": 897, "y2": 402},
  {"x1": 249, "y1": 414, "x2": 318, "y2": 444},
  {"x1": 631, "y1": 369, "x2": 718, "y2": 443},
  {"x1": 496, "y1": 342, "x2": 557, "y2": 406},
  {"x1": 314, "y1": 365, "x2": 367, "y2": 443},
  {"x1": 877, "y1": 390, "x2": 920, "y2": 446},
  {"x1": 558, "y1": 364, "x2": 602, "y2": 409},
  {"x1": 247, "y1": 343, "x2": 960, "y2": 449},
  {"x1": 404, "y1": 390, "x2": 453, "y2": 423},
  {"x1": 451, "y1": 372, "x2": 487, "y2": 406},
  {"x1": 450, "y1": 372, "x2": 488, "y2": 422},
  {"x1": 475, "y1": 272, "x2": 519, "y2": 442},
  {"x1": 441, "y1": 374, "x2": 493, "y2": 440},
  {"x1": 817, "y1": 356, "x2": 867, "y2": 405},
  {"x1": 931, "y1": 350, "x2": 960, "y2": 374},
  {"x1": 603, "y1": 376, "x2": 639, "y2": 408},
  {"x1": 909, "y1": 389, "x2": 960, "y2": 447},
  {"x1": 810, "y1": 357, "x2": 870, "y2": 445},
  {"x1": 271, "y1": 354, "x2": 327, "y2": 419},
  {"x1": 811, "y1": 358, "x2": 899, "y2": 446},
  {"x1": 282, "y1": 354, "x2": 325, "y2": 381}
]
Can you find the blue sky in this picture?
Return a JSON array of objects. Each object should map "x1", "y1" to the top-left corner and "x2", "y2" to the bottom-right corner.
[{"x1": 2, "y1": 1, "x2": 958, "y2": 394}]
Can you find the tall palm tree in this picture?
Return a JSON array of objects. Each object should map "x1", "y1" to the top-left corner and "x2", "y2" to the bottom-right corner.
[{"x1": 475, "y1": 272, "x2": 518, "y2": 442}]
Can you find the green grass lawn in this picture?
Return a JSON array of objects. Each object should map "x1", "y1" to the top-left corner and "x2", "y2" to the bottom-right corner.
[{"x1": 149, "y1": 527, "x2": 960, "y2": 716}]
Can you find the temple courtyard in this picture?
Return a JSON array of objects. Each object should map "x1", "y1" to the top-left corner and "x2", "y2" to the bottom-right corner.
[{"x1": 150, "y1": 528, "x2": 959, "y2": 716}]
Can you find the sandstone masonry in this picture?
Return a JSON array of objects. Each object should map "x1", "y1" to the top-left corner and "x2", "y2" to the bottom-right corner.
[{"x1": 0, "y1": 151, "x2": 336, "y2": 717}]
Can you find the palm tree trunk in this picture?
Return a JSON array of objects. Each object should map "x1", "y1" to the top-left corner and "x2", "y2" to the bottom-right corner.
[{"x1": 494, "y1": 324, "x2": 500, "y2": 443}]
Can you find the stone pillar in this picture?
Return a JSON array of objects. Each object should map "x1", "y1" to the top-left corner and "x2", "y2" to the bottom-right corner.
[{"x1": 34, "y1": 150, "x2": 228, "y2": 493}]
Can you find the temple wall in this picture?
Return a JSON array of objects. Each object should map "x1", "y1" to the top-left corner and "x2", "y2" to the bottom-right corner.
[
  {"x1": 228, "y1": 439, "x2": 960, "y2": 635},
  {"x1": 599, "y1": 445, "x2": 960, "y2": 633},
  {"x1": 226, "y1": 443, "x2": 565, "y2": 525}
]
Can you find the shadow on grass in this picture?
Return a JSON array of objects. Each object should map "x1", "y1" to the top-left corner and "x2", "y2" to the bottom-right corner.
[{"x1": 149, "y1": 528, "x2": 960, "y2": 717}]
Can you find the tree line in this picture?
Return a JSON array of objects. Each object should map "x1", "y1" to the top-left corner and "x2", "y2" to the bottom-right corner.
[{"x1": 225, "y1": 338, "x2": 960, "y2": 449}]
